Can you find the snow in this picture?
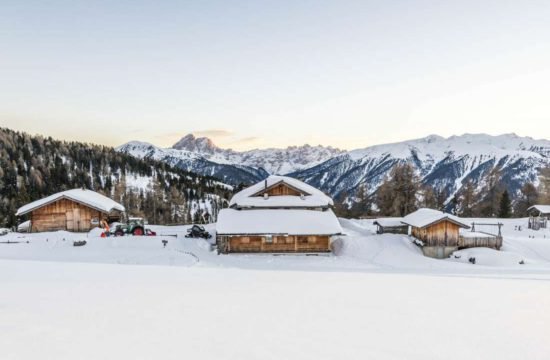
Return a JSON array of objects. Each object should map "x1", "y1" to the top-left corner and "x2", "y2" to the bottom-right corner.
[
  {"x1": 449, "y1": 247, "x2": 529, "y2": 266},
  {"x1": 17, "y1": 220, "x2": 30, "y2": 232},
  {"x1": 16, "y1": 189, "x2": 125, "y2": 216},
  {"x1": 125, "y1": 173, "x2": 152, "y2": 191},
  {"x1": 229, "y1": 175, "x2": 333, "y2": 208},
  {"x1": 118, "y1": 137, "x2": 343, "y2": 175},
  {"x1": 373, "y1": 217, "x2": 404, "y2": 227},
  {"x1": 459, "y1": 230, "x2": 495, "y2": 238},
  {"x1": 216, "y1": 209, "x2": 343, "y2": 235},
  {"x1": 2, "y1": 217, "x2": 550, "y2": 359},
  {"x1": 347, "y1": 133, "x2": 550, "y2": 162},
  {"x1": 402, "y1": 208, "x2": 470, "y2": 229}
]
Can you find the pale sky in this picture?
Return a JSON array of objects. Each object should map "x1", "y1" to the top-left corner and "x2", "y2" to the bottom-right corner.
[{"x1": 1, "y1": 0, "x2": 550, "y2": 150}]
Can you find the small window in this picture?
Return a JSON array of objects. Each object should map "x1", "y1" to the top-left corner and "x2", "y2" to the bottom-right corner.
[{"x1": 265, "y1": 235, "x2": 273, "y2": 243}]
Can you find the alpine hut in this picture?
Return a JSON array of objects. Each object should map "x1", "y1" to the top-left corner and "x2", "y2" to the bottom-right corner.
[
  {"x1": 527, "y1": 205, "x2": 550, "y2": 230},
  {"x1": 16, "y1": 189, "x2": 125, "y2": 233},
  {"x1": 402, "y1": 208, "x2": 470, "y2": 259},
  {"x1": 216, "y1": 175, "x2": 343, "y2": 253}
]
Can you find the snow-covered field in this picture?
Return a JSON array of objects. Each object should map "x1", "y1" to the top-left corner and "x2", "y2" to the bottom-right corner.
[{"x1": 2, "y1": 218, "x2": 550, "y2": 359}]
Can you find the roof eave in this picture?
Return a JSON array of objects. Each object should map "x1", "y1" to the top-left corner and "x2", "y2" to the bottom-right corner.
[{"x1": 16, "y1": 195, "x2": 124, "y2": 217}]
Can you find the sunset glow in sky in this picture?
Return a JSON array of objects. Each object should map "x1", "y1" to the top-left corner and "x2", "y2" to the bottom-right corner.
[{"x1": 2, "y1": 1, "x2": 550, "y2": 150}]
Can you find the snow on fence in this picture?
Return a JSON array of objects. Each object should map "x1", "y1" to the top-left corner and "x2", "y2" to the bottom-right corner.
[{"x1": 458, "y1": 222, "x2": 503, "y2": 250}]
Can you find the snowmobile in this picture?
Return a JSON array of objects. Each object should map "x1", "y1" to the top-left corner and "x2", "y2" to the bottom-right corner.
[{"x1": 185, "y1": 225, "x2": 212, "y2": 239}]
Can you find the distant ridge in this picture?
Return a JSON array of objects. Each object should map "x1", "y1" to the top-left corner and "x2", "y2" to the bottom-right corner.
[{"x1": 118, "y1": 133, "x2": 550, "y2": 205}]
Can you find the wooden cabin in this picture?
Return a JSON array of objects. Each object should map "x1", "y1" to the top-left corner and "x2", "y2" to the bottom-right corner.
[
  {"x1": 403, "y1": 208, "x2": 503, "y2": 258},
  {"x1": 217, "y1": 175, "x2": 342, "y2": 254},
  {"x1": 527, "y1": 205, "x2": 550, "y2": 230},
  {"x1": 402, "y1": 208, "x2": 471, "y2": 259},
  {"x1": 373, "y1": 218, "x2": 408, "y2": 234},
  {"x1": 16, "y1": 189, "x2": 125, "y2": 233}
]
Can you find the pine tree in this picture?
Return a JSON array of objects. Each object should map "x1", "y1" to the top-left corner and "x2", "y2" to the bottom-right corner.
[
  {"x1": 458, "y1": 180, "x2": 476, "y2": 217},
  {"x1": 419, "y1": 185, "x2": 437, "y2": 209},
  {"x1": 478, "y1": 168, "x2": 504, "y2": 217},
  {"x1": 514, "y1": 182, "x2": 538, "y2": 215},
  {"x1": 375, "y1": 163, "x2": 419, "y2": 216},
  {"x1": 498, "y1": 190, "x2": 512, "y2": 218},
  {"x1": 350, "y1": 183, "x2": 371, "y2": 217},
  {"x1": 0, "y1": 127, "x2": 231, "y2": 226}
]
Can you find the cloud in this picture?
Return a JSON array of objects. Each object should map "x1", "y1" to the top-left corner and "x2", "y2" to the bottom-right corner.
[
  {"x1": 233, "y1": 136, "x2": 260, "y2": 144},
  {"x1": 193, "y1": 129, "x2": 233, "y2": 138}
]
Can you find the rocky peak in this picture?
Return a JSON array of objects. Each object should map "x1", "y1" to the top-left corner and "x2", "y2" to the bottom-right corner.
[{"x1": 172, "y1": 134, "x2": 219, "y2": 154}]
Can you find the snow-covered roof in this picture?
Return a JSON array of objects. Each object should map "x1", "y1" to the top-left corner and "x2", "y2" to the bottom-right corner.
[
  {"x1": 16, "y1": 189, "x2": 125, "y2": 216},
  {"x1": 373, "y1": 218, "x2": 406, "y2": 228},
  {"x1": 229, "y1": 175, "x2": 333, "y2": 208},
  {"x1": 527, "y1": 205, "x2": 550, "y2": 214},
  {"x1": 216, "y1": 209, "x2": 343, "y2": 235},
  {"x1": 401, "y1": 208, "x2": 470, "y2": 229}
]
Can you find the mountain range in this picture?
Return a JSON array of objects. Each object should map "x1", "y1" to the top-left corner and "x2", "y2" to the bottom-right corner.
[{"x1": 117, "y1": 133, "x2": 550, "y2": 204}]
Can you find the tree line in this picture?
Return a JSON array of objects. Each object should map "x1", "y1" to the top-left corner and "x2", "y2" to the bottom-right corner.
[
  {"x1": 336, "y1": 163, "x2": 546, "y2": 219},
  {"x1": 0, "y1": 127, "x2": 232, "y2": 227}
]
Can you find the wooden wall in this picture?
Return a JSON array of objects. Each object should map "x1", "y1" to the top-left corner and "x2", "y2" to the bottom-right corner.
[
  {"x1": 458, "y1": 235, "x2": 503, "y2": 250},
  {"x1": 30, "y1": 199, "x2": 107, "y2": 233},
  {"x1": 377, "y1": 225, "x2": 408, "y2": 235},
  {"x1": 261, "y1": 183, "x2": 302, "y2": 197},
  {"x1": 217, "y1": 235, "x2": 331, "y2": 253},
  {"x1": 411, "y1": 221, "x2": 461, "y2": 247}
]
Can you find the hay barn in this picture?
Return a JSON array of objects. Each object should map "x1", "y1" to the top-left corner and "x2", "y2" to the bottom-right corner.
[
  {"x1": 402, "y1": 208, "x2": 471, "y2": 259},
  {"x1": 16, "y1": 189, "x2": 125, "y2": 233}
]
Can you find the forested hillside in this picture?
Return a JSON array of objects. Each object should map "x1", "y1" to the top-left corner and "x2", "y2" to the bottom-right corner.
[
  {"x1": 337, "y1": 162, "x2": 548, "y2": 219},
  {"x1": 0, "y1": 128, "x2": 233, "y2": 227}
]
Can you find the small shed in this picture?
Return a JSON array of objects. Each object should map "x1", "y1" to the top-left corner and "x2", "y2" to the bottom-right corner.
[
  {"x1": 402, "y1": 208, "x2": 471, "y2": 259},
  {"x1": 527, "y1": 205, "x2": 550, "y2": 217},
  {"x1": 16, "y1": 189, "x2": 125, "y2": 233},
  {"x1": 527, "y1": 205, "x2": 550, "y2": 230},
  {"x1": 373, "y1": 218, "x2": 407, "y2": 234}
]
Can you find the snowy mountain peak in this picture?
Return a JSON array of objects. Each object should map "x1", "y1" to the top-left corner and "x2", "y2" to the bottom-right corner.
[
  {"x1": 291, "y1": 133, "x2": 550, "y2": 207},
  {"x1": 117, "y1": 136, "x2": 344, "y2": 183},
  {"x1": 119, "y1": 132, "x2": 550, "y2": 206},
  {"x1": 172, "y1": 134, "x2": 218, "y2": 154}
]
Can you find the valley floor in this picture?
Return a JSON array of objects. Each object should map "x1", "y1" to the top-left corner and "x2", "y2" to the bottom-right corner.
[{"x1": 2, "y1": 218, "x2": 550, "y2": 359}]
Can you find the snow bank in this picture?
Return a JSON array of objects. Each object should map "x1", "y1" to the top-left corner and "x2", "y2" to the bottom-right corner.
[{"x1": 449, "y1": 247, "x2": 529, "y2": 266}]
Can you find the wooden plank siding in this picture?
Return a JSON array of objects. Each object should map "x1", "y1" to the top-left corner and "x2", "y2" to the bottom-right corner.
[
  {"x1": 30, "y1": 198, "x2": 108, "y2": 233},
  {"x1": 260, "y1": 183, "x2": 302, "y2": 197},
  {"x1": 411, "y1": 221, "x2": 461, "y2": 247},
  {"x1": 458, "y1": 235, "x2": 503, "y2": 250},
  {"x1": 218, "y1": 235, "x2": 331, "y2": 253}
]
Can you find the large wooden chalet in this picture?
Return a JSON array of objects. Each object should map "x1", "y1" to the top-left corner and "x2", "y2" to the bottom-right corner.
[
  {"x1": 216, "y1": 176, "x2": 343, "y2": 253},
  {"x1": 16, "y1": 189, "x2": 125, "y2": 233}
]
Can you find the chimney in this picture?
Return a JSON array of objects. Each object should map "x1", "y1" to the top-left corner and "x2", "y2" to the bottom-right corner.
[{"x1": 264, "y1": 179, "x2": 267, "y2": 189}]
